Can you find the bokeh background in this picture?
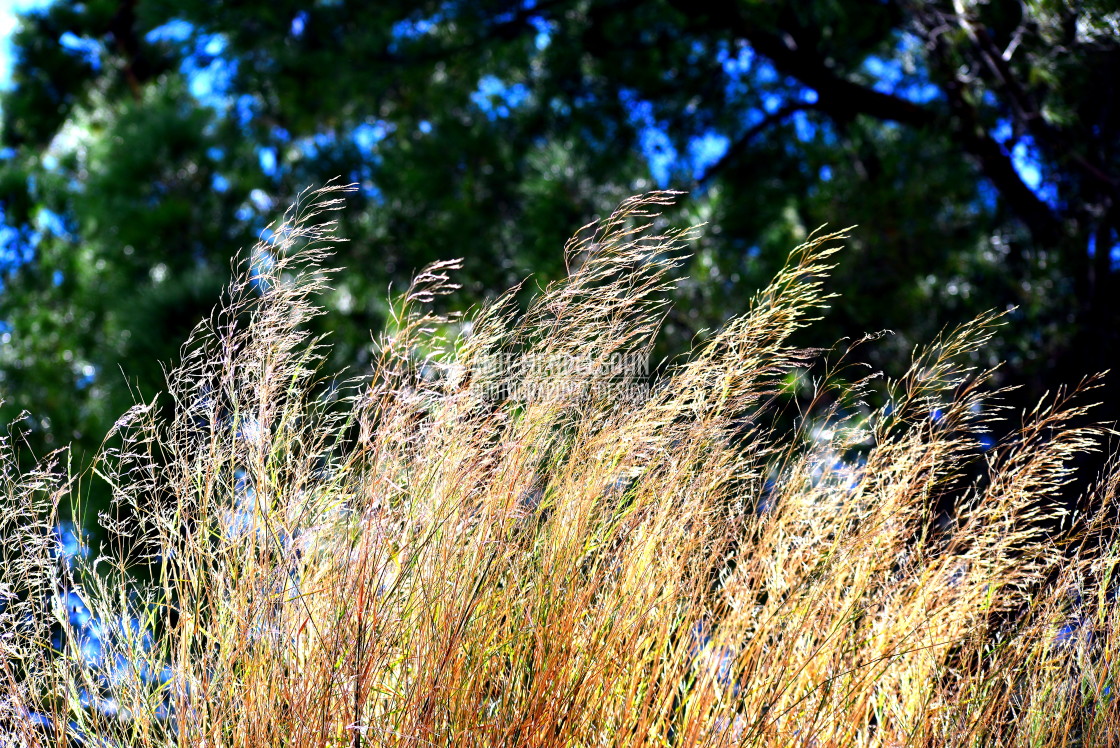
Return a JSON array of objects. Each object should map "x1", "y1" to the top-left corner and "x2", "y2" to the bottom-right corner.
[{"x1": 0, "y1": 0, "x2": 1117, "y2": 511}]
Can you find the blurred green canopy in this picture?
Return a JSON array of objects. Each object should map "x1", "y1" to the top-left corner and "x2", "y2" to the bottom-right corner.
[{"x1": 0, "y1": 0, "x2": 1117, "y2": 474}]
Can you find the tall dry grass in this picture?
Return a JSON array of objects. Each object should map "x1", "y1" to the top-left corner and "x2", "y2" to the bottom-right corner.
[{"x1": 1, "y1": 185, "x2": 1118, "y2": 747}]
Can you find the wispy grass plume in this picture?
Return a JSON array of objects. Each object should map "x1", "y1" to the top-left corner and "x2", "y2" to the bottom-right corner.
[{"x1": 2, "y1": 185, "x2": 1118, "y2": 747}]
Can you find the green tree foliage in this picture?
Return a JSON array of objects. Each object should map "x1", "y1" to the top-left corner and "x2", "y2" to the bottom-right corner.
[{"x1": 0, "y1": 0, "x2": 1116, "y2": 475}]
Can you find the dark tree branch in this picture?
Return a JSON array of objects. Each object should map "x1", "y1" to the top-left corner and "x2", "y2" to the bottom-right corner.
[
  {"x1": 917, "y1": 14, "x2": 1065, "y2": 246},
  {"x1": 698, "y1": 103, "x2": 815, "y2": 185},
  {"x1": 942, "y1": 5, "x2": 1117, "y2": 193},
  {"x1": 107, "y1": 0, "x2": 147, "y2": 100},
  {"x1": 666, "y1": 0, "x2": 1065, "y2": 246},
  {"x1": 665, "y1": 0, "x2": 931, "y2": 127},
  {"x1": 733, "y1": 27, "x2": 932, "y2": 128},
  {"x1": 952, "y1": 113, "x2": 1064, "y2": 245}
]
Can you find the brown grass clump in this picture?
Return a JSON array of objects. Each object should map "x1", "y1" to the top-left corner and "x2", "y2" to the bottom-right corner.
[{"x1": 1, "y1": 185, "x2": 1118, "y2": 747}]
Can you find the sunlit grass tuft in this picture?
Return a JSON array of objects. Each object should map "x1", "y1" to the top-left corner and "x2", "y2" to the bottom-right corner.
[{"x1": 2, "y1": 185, "x2": 1118, "y2": 746}]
